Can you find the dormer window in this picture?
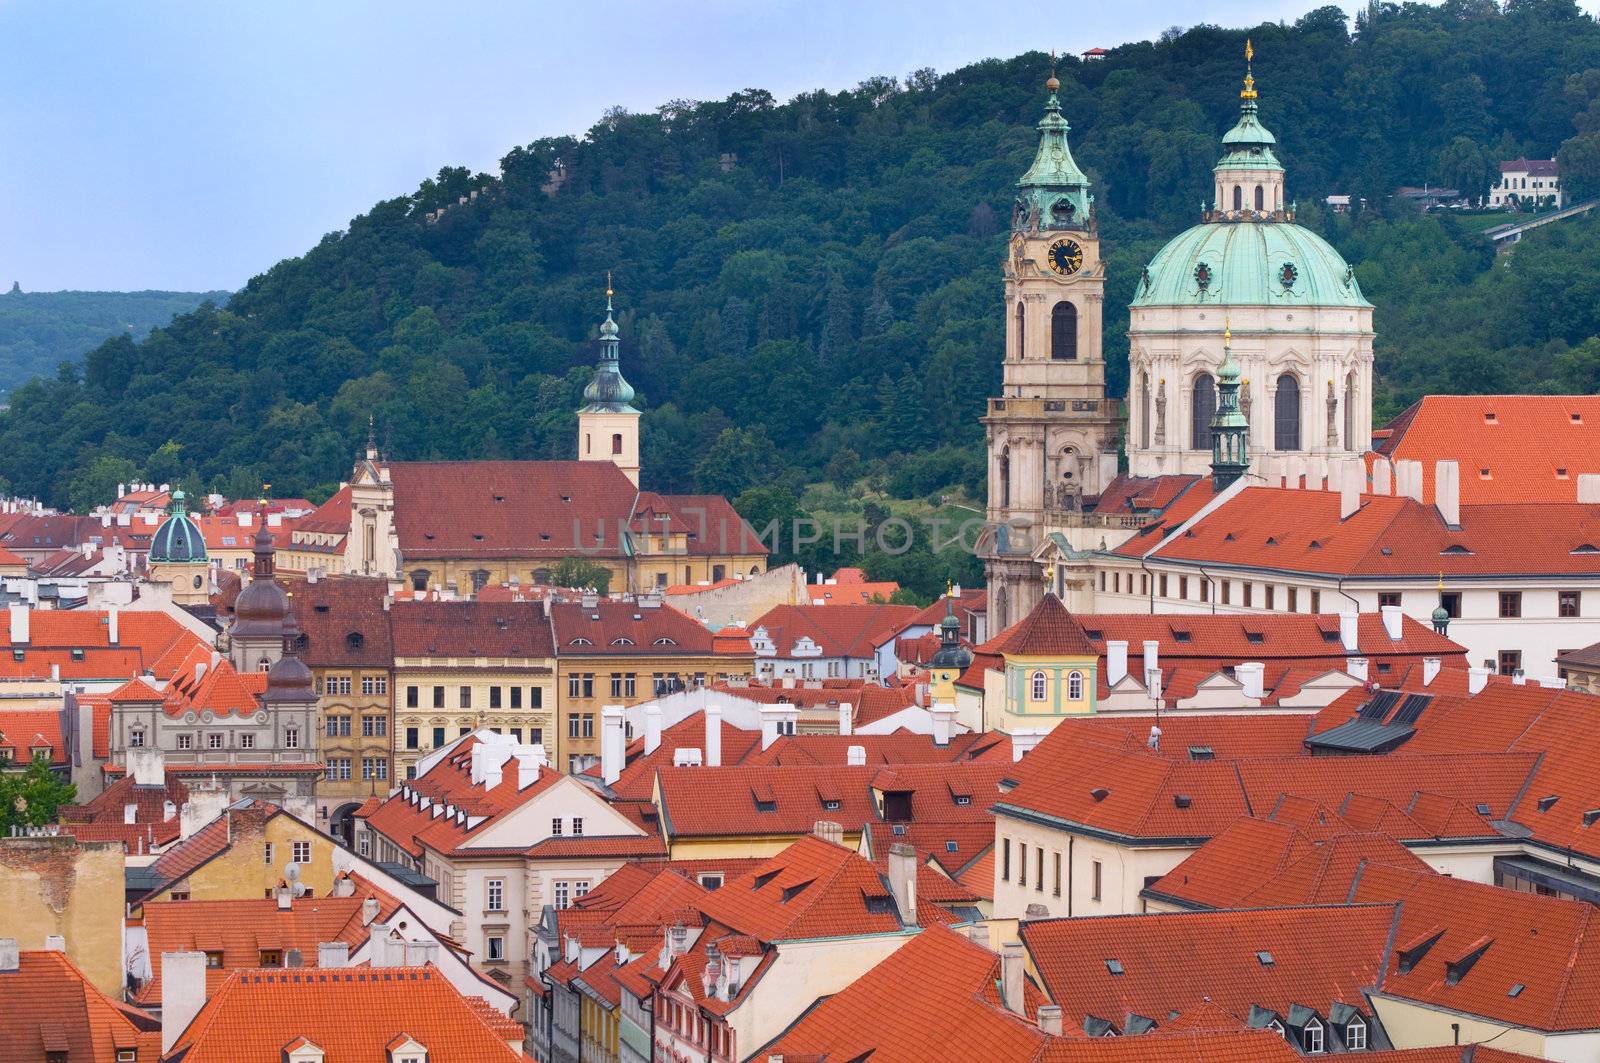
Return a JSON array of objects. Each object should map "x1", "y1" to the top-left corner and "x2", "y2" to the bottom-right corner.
[
  {"x1": 1344, "y1": 1016, "x2": 1367, "y2": 1050},
  {"x1": 569, "y1": 638, "x2": 592, "y2": 646},
  {"x1": 610, "y1": 637, "x2": 634, "y2": 646},
  {"x1": 1302, "y1": 1017, "x2": 1325, "y2": 1054},
  {"x1": 653, "y1": 637, "x2": 677, "y2": 646}
]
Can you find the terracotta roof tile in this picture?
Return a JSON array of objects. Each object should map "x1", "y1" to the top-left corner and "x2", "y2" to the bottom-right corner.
[
  {"x1": 0, "y1": 950, "x2": 161, "y2": 1063},
  {"x1": 750, "y1": 603, "x2": 919, "y2": 659}
]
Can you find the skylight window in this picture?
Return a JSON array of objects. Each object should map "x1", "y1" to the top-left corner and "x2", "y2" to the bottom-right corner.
[
  {"x1": 1245, "y1": 631, "x2": 1265, "y2": 644},
  {"x1": 1105, "y1": 959, "x2": 1124, "y2": 975},
  {"x1": 1484, "y1": 412, "x2": 1498, "y2": 423},
  {"x1": 1537, "y1": 794, "x2": 1560, "y2": 813},
  {"x1": 1256, "y1": 951, "x2": 1275, "y2": 966}
]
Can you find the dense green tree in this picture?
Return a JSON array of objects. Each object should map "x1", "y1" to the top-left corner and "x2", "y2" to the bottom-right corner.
[
  {"x1": 549, "y1": 556, "x2": 613, "y2": 594},
  {"x1": 0, "y1": 756, "x2": 77, "y2": 835}
]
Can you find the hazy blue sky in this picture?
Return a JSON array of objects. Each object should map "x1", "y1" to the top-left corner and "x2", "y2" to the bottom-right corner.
[{"x1": 2, "y1": 0, "x2": 1335, "y2": 292}]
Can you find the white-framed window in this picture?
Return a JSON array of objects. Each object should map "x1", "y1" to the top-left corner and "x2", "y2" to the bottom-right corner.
[
  {"x1": 1067, "y1": 670, "x2": 1084, "y2": 700},
  {"x1": 239, "y1": 733, "x2": 255, "y2": 749},
  {"x1": 1030, "y1": 671, "x2": 1047, "y2": 701},
  {"x1": 697, "y1": 873, "x2": 724, "y2": 890},
  {"x1": 207, "y1": 732, "x2": 224, "y2": 749},
  {"x1": 264, "y1": 842, "x2": 274, "y2": 865},
  {"x1": 128, "y1": 728, "x2": 145, "y2": 748},
  {"x1": 487, "y1": 878, "x2": 504, "y2": 912},
  {"x1": 358, "y1": 833, "x2": 370, "y2": 857},
  {"x1": 292, "y1": 841, "x2": 311, "y2": 864},
  {"x1": 1344, "y1": 1018, "x2": 1366, "y2": 1050},
  {"x1": 177, "y1": 734, "x2": 194, "y2": 750},
  {"x1": 554, "y1": 881, "x2": 570, "y2": 909},
  {"x1": 575, "y1": 881, "x2": 590, "y2": 900},
  {"x1": 487, "y1": 934, "x2": 504, "y2": 961},
  {"x1": 1303, "y1": 1018, "x2": 1324, "y2": 1054},
  {"x1": 572, "y1": 817, "x2": 583, "y2": 836},
  {"x1": 551, "y1": 817, "x2": 563, "y2": 837},
  {"x1": 284, "y1": 727, "x2": 300, "y2": 749}
]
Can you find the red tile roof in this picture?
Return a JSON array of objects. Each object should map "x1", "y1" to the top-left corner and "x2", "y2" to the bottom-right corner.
[
  {"x1": 982, "y1": 594, "x2": 1097, "y2": 657},
  {"x1": 388, "y1": 599, "x2": 554, "y2": 659},
  {"x1": 632, "y1": 491, "x2": 768, "y2": 557},
  {"x1": 166, "y1": 965, "x2": 524, "y2": 1061},
  {"x1": 804, "y1": 579, "x2": 902, "y2": 604},
  {"x1": 1023, "y1": 904, "x2": 1396, "y2": 1034},
  {"x1": 139, "y1": 801, "x2": 282, "y2": 898},
  {"x1": 694, "y1": 835, "x2": 916, "y2": 941},
  {"x1": 750, "y1": 603, "x2": 919, "y2": 659},
  {"x1": 0, "y1": 950, "x2": 161, "y2": 1063},
  {"x1": 1498, "y1": 158, "x2": 1559, "y2": 176},
  {"x1": 550, "y1": 600, "x2": 724, "y2": 656},
  {"x1": 289, "y1": 576, "x2": 394, "y2": 666},
  {"x1": 57, "y1": 772, "x2": 188, "y2": 851},
  {"x1": 0, "y1": 609, "x2": 211, "y2": 683}
]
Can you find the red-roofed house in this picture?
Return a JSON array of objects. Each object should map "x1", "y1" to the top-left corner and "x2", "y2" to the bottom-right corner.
[
  {"x1": 0, "y1": 946, "x2": 161, "y2": 1063},
  {"x1": 748, "y1": 602, "x2": 919, "y2": 682},
  {"x1": 1489, "y1": 158, "x2": 1562, "y2": 208}
]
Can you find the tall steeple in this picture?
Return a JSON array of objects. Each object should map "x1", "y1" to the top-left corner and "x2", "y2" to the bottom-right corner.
[
  {"x1": 577, "y1": 274, "x2": 642, "y2": 486},
  {"x1": 1212, "y1": 39, "x2": 1287, "y2": 220},
  {"x1": 1209, "y1": 322, "x2": 1250, "y2": 490},
  {"x1": 1014, "y1": 61, "x2": 1094, "y2": 232}
]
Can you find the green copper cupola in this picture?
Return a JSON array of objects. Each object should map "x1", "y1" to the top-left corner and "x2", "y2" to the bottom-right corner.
[
  {"x1": 580, "y1": 273, "x2": 638, "y2": 414},
  {"x1": 1209, "y1": 323, "x2": 1250, "y2": 490},
  {"x1": 1213, "y1": 40, "x2": 1287, "y2": 220},
  {"x1": 1014, "y1": 69, "x2": 1093, "y2": 232}
]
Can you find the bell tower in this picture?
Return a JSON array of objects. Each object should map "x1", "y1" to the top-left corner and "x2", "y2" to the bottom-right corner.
[
  {"x1": 577, "y1": 275, "x2": 641, "y2": 486},
  {"x1": 980, "y1": 70, "x2": 1122, "y2": 631}
]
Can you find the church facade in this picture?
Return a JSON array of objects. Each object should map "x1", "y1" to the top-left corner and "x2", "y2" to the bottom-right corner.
[{"x1": 982, "y1": 47, "x2": 1374, "y2": 629}]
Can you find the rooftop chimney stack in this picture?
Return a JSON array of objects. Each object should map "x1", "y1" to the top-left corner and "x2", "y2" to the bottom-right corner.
[
  {"x1": 837, "y1": 701, "x2": 853, "y2": 737},
  {"x1": 1578, "y1": 474, "x2": 1600, "y2": 504},
  {"x1": 931, "y1": 704, "x2": 956, "y2": 747},
  {"x1": 1010, "y1": 729, "x2": 1045, "y2": 762},
  {"x1": 9, "y1": 604, "x2": 29, "y2": 646},
  {"x1": 846, "y1": 744, "x2": 866, "y2": 767},
  {"x1": 107, "y1": 606, "x2": 119, "y2": 645},
  {"x1": 0, "y1": 939, "x2": 16, "y2": 973},
  {"x1": 160, "y1": 951, "x2": 208, "y2": 1054},
  {"x1": 704, "y1": 705, "x2": 722, "y2": 768},
  {"x1": 1371, "y1": 457, "x2": 1392, "y2": 497},
  {"x1": 1380, "y1": 605, "x2": 1404, "y2": 641},
  {"x1": 601, "y1": 706, "x2": 625, "y2": 786},
  {"x1": 1434, "y1": 460, "x2": 1460, "y2": 528},
  {"x1": 1000, "y1": 942, "x2": 1026, "y2": 1015},
  {"x1": 1339, "y1": 611, "x2": 1360, "y2": 653},
  {"x1": 1346, "y1": 657, "x2": 1369, "y2": 683},
  {"x1": 1340, "y1": 473, "x2": 1362, "y2": 520},
  {"x1": 362, "y1": 896, "x2": 380, "y2": 926},
  {"x1": 1106, "y1": 641, "x2": 1128, "y2": 687},
  {"x1": 1236, "y1": 662, "x2": 1265, "y2": 701},
  {"x1": 1037, "y1": 1004, "x2": 1064, "y2": 1037},
  {"x1": 887, "y1": 842, "x2": 917, "y2": 924},
  {"x1": 1469, "y1": 666, "x2": 1490, "y2": 695},
  {"x1": 317, "y1": 942, "x2": 349, "y2": 969},
  {"x1": 644, "y1": 704, "x2": 663, "y2": 755},
  {"x1": 1142, "y1": 640, "x2": 1159, "y2": 681},
  {"x1": 1423, "y1": 657, "x2": 1442, "y2": 686}
]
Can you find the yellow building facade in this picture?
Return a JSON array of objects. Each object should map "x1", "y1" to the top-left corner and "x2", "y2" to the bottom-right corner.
[{"x1": 0, "y1": 836, "x2": 125, "y2": 996}]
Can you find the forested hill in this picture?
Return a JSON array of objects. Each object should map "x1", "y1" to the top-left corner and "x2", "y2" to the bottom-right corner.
[
  {"x1": 0, "y1": 288, "x2": 229, "y2": 397},
  {"x1": 6, "y1": 0, "x2": 1600, "y2": 513}
]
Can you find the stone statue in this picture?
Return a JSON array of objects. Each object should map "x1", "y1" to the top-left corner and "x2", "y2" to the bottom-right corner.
[
  {"x1": 1326, "y1": 379, "x2": 1339, "y2": 448},
  {"x1": 1154, "y1": 381, "x2": 1167, "y2": 445}
]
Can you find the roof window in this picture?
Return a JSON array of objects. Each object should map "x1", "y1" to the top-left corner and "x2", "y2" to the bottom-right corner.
[
  {"x1": 1508, "y1": 983, "x2": 1526, "y2": 997},
  {"x1": 1537, "y1": 794, "x2": 1560, "y2": 812},
  {"x1": 1244, "y1": 631, "x2": 1265, "y2": 644},
  {"x1": 1256, "y1": 951, "x2": 1275, "y2": 966},
  {"x1": 653, "y1": 637, "x2": 677, "y2": 646},
  {"x1": 569, "y1": 637, "x2": 593, "y2": 646},
  {"x1": 780, "y1": 879, "x2": 813, "y2": 902},
  {"x1": 1188, "y1": 746, "x2": 1215, "y2": 761},
  {"x1": 1478, "y1": 468, "x2": 1492, "y2": 479},
  {"x1": 1557, "y1": 468, "x2": 1570, "y2": 479},
  {"x1": 610, "y1": 637, "x2": 635, "y2": 646},
  {"x1": 1090, "y1": 787, "x2": 1110, "y2": 802},
  {"x1": 1445, "y1": 936, "x2": 1493, "y2": 985},
  {"x1": 1484, "y1": 411, "x2": 1498, "y2": 423},
  {"x1": 1105, "y1": 958, "x2": 1124, "y2": 975},
  {"x1": 752, "y1": 871, "x2": 780, "y2": 891},
  {"x1": 945, "y1": 840, "x2": 959, "y2": 853},
  {"x1": 1572, "y1": 412, "x2": 1583, "y2": 424}
]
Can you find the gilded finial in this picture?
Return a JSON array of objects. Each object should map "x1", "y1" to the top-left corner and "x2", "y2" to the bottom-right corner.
[
  {"x1": 1223, "y1": 317, "x2": 1231, "y2": 346},
  {"x1": 1438, "y1": 572, "x2": 1445, "y2": 592},
  {"x1": 1241, "y1": 38, "x2": 1258, "y2": 100},
  {"x1": 1046, "y1": 50, "x2": 1059, "y2": 93},
  {"x1": 605, "y1": 270, "x2": 614, "y2": 313}
]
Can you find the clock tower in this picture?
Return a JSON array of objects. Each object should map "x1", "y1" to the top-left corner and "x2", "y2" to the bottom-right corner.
[{"x1": 980, "y1": 73, "x2": 1122, "y2": 631}]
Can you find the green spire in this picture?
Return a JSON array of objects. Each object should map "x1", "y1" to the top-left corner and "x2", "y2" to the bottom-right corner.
[
  {"x1": 1014, "y1": 64, "x2": 1093, "y2": 232},
  {"x1": 580, "y1": 273, "x2": 638, "y2": 414},
  {"x1": 1217, "y1": 38, "x2": 1282, "y2": 173},
  {"x1": 1210, "y1": 322, "x2": 1250, "y2": 490}
]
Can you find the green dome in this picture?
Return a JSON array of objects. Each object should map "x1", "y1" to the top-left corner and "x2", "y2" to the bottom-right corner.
[
  {"x1": 1131, "y1": 221, "x2": 1370, "y2": 310},
  {"x1": 149, "y1": 490, "x2": 207, "y2": 564}
]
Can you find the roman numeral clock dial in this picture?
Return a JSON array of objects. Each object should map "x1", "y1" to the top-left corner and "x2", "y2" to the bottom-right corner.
[{"x1": 1048, "y1": 238, "x2": 1083, "y2": 276}]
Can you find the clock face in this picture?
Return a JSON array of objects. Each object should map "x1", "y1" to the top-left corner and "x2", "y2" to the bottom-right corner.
[{"x1": 1049, "y1": 239, "x2": 1084, "y2": 277}]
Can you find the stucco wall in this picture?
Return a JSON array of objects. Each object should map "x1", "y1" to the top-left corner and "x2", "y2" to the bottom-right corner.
[{"x1": 0, "y1": 837, "x2": 124, "y2": 995}]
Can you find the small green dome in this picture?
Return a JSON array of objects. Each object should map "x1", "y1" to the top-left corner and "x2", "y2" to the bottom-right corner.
[
  {"x1": 150, "y1": 490, "x2": 207, "y2": 564},
  {"x1": 1432, "y1": 603, "x2": 1450, "y2": 622},
  {"x1": 1131, "y1": 221, "x2": 1371, "y2": 310}
]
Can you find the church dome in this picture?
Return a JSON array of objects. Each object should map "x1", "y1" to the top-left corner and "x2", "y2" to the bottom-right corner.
[
  {"x1": 149, "y1": 490, "x2": 207, "y2": 564},
  {"x1": 231, "y1": 521, "x2": 291, "y2": 637},
  {"x1": 266, "y1": 652, "x2": 315, "y2": 699},
  {"x1": 1131, "y1": 220, "x2": 1370, "y2": 311}
]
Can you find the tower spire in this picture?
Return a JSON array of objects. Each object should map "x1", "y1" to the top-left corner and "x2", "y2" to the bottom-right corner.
[
  {"x1": 1014, "y1": 59, "x2": 1092, "y2": 232},
  {"x1": 1241, "y1": 38, "x2": 1257, "y2": 101},
  {"x1": 1209, "y1": 319, "x2": 1250, "y2": 490}
]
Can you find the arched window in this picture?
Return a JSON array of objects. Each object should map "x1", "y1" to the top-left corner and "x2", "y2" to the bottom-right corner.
[
  {"x1": 1140, "y1": 372, "x2": 1151, "y2": 449},
  {"x1": 1030, "y1": 671, "x2": 1048, "y2": 701},
  {"x1": 1191, "y1": 373, "x2": 1216, "y2": 451},
  {"x1": 1254, "y1": 184, "x2": 1265, "y2": 211},
  {"x1": 584, "y1": 433, "x2": 592, "y2": 455},
  {"x1": 1067, "y1": 670, "x2": 1084, "y2": 700},
  {"x1": 1343, "y1": 371, "x2": 1357, "y2": 452},
  {"x1": 1233, "y1": 185, "x2": 1243, "y2": 211},
  {"x1": 1275, "y1": 373, "x2": 1302, "y2": 450},
  {"x1": 410, "y1": 569, "x2": 430, "y2": 592},
  {"x1": 258, "y1": 658, "x2": 271, "y2": 672},
  {"x1": 1051, "y1": 302, "x2": 1077, "y2": 360},
  {"x1": 1015, "y1": 303, "x2": 1026, "y2": 358},
  {"x1": 1000, "y1": 446, "x2": 1011, "y2": 509},
  {"x1": 611, "y1": 433, "x2": 623, "y2": 455}
]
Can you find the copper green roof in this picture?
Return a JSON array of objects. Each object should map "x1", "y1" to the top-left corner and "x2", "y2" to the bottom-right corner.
[
  {"x1": 1015, "y1": 81, "x2": 1092, "y2": 229},
  {"x1": 1131, "y1": 220, "x2": 1369, "y2": 310},
  {"x1": 149, "y1": 489, "x2": 207, "y2": 564},
  {"x1": 580, "y1": 286, "x2": 638, "y2": 414}
]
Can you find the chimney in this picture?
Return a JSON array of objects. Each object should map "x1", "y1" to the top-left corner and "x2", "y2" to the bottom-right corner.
[
  {"x1": 601, "y1": 706, "x2": 625, "y2": 786},
  {"x1": 1000, "y1": 942, "x2": 1026, "y2": 1015},
  {"x1": 317, "y1": 942, "x2": 349, "y2": 969},
  {"x1": 1236, "y1": 662, "x2": 1265, "y2": 701},
  {"x1": 0, "y1": 939, "x2": 16, "y2": 972},
  {"x1": 1340, "y1": 474, "x2": 1361, "y2": 520},
  {"x1": 43, "y1": 935, "x2": 64, "y2": 952},
  {"x1": 1106, "y1": 641, "x2": 1128, "y2": 686},
  {"x1": 362, "y1": 896, "x2": 381, "y2": 926},
  {"x1": 704, "y1": 706, "x2": 722, "y2": 768},
  {"x1": 515, "y1": 750, "x2": 543, "y2": 789},
  {"x1": 107, "y1": 606, "x2": 119, "y2": 645},
  {"x1": 277, "y1": 885, "x2": 292, "y2": 911},
  {"x1": 1339, "y1": 611, "x2": 1360, "y2": 653},
  {"x1": 160, "y1": 951, "x2": 208, "y2": 1054},
  {"x1": 124, "y1": 803, "x2": 138, "y2": 825},
  {"x1": 1346, "y1": 657, "x2": 1369, "y2": 682},
  {"x1": 333, "y1": 874, "x2": 355, "y2": 897},
  {"x1": 1011, "y1": 729, "x2": 1045, "y2": 762},
  {"x1": 1142, "y1": 640, "x2": 1159, "y2": 682},
  {"x1": 760, "y1": 706, "x2": 782, "y2": 751},
  {"x1": 9, "y1": 605, "x2": 29, "y2": 645},
  {"x1": 1371, "y1": 457, "x2": 1392, "y2": 496},
  {"x1": 837, "y1": 701, "x2": 853, "y2": 737},
  {"x1": 887, "y1": 842, "x2": 917, "y2": 924},
  {"x1": 1434, "y1": 460, "x2": 1460, "y2": 528},
  {"x1": 846, "y1": 744, "x2": 866, "y2": 767},
  {"x1": 1469, "y1": 666, "x2": 1490, "y2": 695},
  {"x1": 931, "y1": 704, "x2": 956, "y2": 746},
  {"x1": 967, "y1": 924, "x2": 989, "y2": 948},
  {"x1": 812, "y1": 820, "x2": 844, "y2": 845},
  {"x1": 1398, "y1": 459, "x2": 1425, "y2": 502},
  {"x1": 1512, "y1": 671, "x2": 1527, "y2": 686},
  {"x1": 1037, "y1": 1004, "x2": 1064, "y2": 1037},
  {"x1": 644, "y1": 704, "x2": 663, "y2": 754},
  {"x1": 1423, "y1": 658, "x2": 1442, "y2": 686},
  {"x1": 179, "y1": 789, "x2": 228, "y2": 841},
  {"x1": 1579, "y1": 474, "x2": 1600, "y2": 504},
  {"x1": 1380, "y1": 605, "x2": 1404, "y2": 641},
  {"x1": 129, "y1": 747, "x2": 166, "y2": 788}
]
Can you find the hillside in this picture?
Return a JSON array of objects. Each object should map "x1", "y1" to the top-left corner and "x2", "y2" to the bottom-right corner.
[
  {"x1": 3, "y1": 1, "x2": 1600, "y2": 523},
  {"x1": 0, "y1": 287, "x2": 229, "y2": 397}
]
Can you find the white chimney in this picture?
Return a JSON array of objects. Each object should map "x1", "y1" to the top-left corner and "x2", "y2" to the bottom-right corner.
[
  {"x1": 1010, "y1": 729, "x2": 1045, "y2": 762},
  {"x1": 9, "y1": 605, "x2": 29, "y2": 645},
  {"x1": 1142, "y1": 640, "x2": 1159, "y2": 681},
  {"x1": 179, "y1": 789, "x2": 228, "y2": 840},
  {"x1": 0, "y1": 939, "x2": 16, "y2": 972},
  {"x1": 43, "y1": 935, "x2": 64, "y2": 952},
  {"x1": 704, "y1": 706, "x2": 722, "y2": 768},
  {"x1": 1000, "y1": 942, "x2": 1026, "y2": 1015},
  {"x1": 601, "y1": 706, "x2": 625, "y2": 786},
  {"x1": 1469, "y1": 666, "x2": 1490, "y2": 695},
  {"x1": 837, "y1": 702, "x2": 853, "y2": 737},
  {"x1": 1434, "y1": 460, "x2": 1460, "y2": 528},
  {"x1": 1236, "y1": 662, "x2": 1265, "y2": 701},
  {"x1": 1423, "y1": 658, "x2": 1442, "y2": 686},
  {"x1": 1038, "y1": 1004, "x2": 1064, "y2": 1037},
  {"x1": 1380, "y1": 605, "x2": 1403, "y2": 641},
  {"x1": 644, "y1": 704, "x2": 663, "y2": 754},
  {"x1": 1398, "y1": 459, "x2": 1425, "y2": 502},
  {"x1": 1513, "y1": 671, "x2": 1527, "y2": 686},
  {"x1": 887, "y1": 842, "x2": 917, "y2": 923},
  {"x1": 1339, "y1": 611, "x2": 1360, "y2": 653},
  {"x1": 123, "y1": 803, "x2": 138, "y2": 825},
  {"x1": 1346, "y1": 657, "x2": 1369, "y2": 682},
  {"x1": 1106, "y1": 641, "x2": 1128, "y2": 686},
  {"x1": 1340, "y1": 474, "x2": 1361, "y2": 520},
  {"x1": 1371, "y1": 457, "x2": 1392, "y2": 496},
  {"x1": 931, "y1": 704, "x2": 956, "y2": 747},
  {"x1": 846, "y1": 744, "x2": 866, "y2": 767},
  {"x1": 276, "y1": 885, "x2": 292, "y2": 911},
  {"x1": 362, "y1": 896, "x2": 380, "y2": 926},
  {"x1": 107, "y1": 606, "x2": 119, "y2": 645},
  {"x1": 160, "y1": 951, "x2": 208, "y2": 1054},
  {"x1": 1579, "y1": 474, "x2": 1600, "y2": 504},
  {"x1": 515, "y1": 750, "x2": 543, "y2": 789},
  {"x1": 760, "y1": 706, "x2": 782, "y2": 751},
  {"x1": 128, "y1": 747, "x2": 165, "y2": 787},
  {"x1": 317, "y1": 942, "x2": 349, "y2": 969}
]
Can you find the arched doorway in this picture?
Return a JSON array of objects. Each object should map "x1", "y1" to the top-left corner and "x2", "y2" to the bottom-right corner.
[{"x1": 330, "y1": 801, "x2": 362, "y2": 846}]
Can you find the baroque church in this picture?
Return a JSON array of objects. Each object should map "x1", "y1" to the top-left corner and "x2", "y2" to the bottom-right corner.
[{"x1": 982, "y1": 46, "x2": 1374, "y2": 629}]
